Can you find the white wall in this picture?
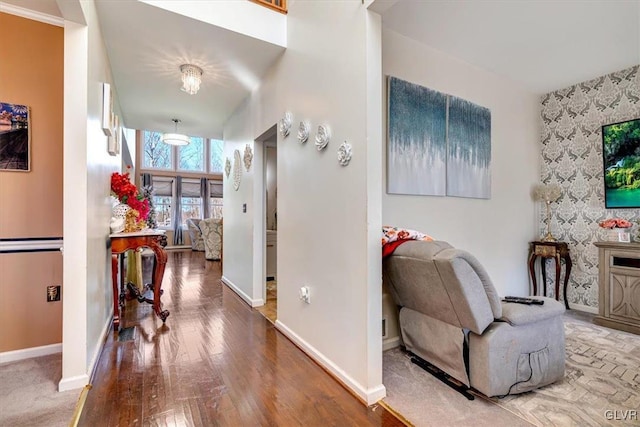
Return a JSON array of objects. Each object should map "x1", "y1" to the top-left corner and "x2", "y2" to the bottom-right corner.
[
  {"x1": 60, "y1": 0, "x2": 120, "y2": 391},
  {"x1": 223, "y1": 1, "x2": 384, "y2": 404},
  {"x1": 382, "y1": 29, "x2": 541, "y2": 297},
  {"x1": 265, "y1": 145, "x2": 277, "y2": 230}
]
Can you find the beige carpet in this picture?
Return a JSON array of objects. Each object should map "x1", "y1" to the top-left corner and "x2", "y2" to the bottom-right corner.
[
  {"x1": 383, "y1": 312, "x2": 640, "y2": 427},
  {"x1": 0, "y1": 353, "x2": 80, "y2": 426}
]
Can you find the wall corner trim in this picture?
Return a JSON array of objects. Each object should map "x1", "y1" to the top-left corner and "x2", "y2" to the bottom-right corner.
[
  {"x1": 275, "y1": 319, "x2": 387, "y2": 405},
  {"x1": 221, "y1": 275, "x2": 264, "y2": 307},
  {"x1": 0, "y1": 2, "x2": 64, "y2": 27}
]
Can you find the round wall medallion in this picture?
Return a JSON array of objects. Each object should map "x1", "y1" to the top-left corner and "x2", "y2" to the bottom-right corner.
[
  {"x1": 232, "y1": 149, "x2": 242, "y2": 191},
  {"x1": 297, "y1": 120, "x2": 310, "y2": 143},
  {"x1": 337, "y1": 141, "x2": 352, "y2": 166},
  {"x1": 279, "y1": 111, "x2": 293, "y2": 137},
  {"x1": 224, "y1": 157, "x2": 231, "y2": 178},
  {"x1": 315, "y1": 124, "x2": 331, "y2": 151},
  {"x1": 243, "y1": 144, "x2": 253, "y2": 171}
]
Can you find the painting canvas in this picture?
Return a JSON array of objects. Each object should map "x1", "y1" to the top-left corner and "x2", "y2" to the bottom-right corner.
[
  {"x1": 602, "y1": 118, "x2": 640, "y2": 208},
  {"x1": 446, "y1": 96, "x2": 491, "y2": 199},
  {"x1": 0, "y1": 102, "x2": 30, "y2": 171},
  {"x1": 387, "y1": 76, "x2": 447, "y2": 196},
  {"x1": 387, "y1": 76, "x2": 491, "y2": 199}
]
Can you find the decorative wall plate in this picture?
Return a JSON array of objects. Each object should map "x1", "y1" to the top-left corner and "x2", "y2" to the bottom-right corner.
[
  {"x1": 315, "y1": 124, "x2": 331, "y2": 151},
  {"x1": 279, "y1": 111, "x2": 293, "y2": 137},
  {"x1": 232, "y1": 149, "x2": 242, "y2": 191},
  {"x1": 297, "y1": 120, "x2": 310, "y2": 143},
  {"x1": 225, "y1": 157, "x2": 231, "y2": 178},
  {"x1": 337, "y1": 141, "x2": 352, "y2": 166},
  {"x1": 244, "y1": 144, "x2": 253, "y2": 171}
]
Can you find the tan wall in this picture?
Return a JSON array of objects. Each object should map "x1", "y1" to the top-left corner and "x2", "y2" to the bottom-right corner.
[{"x1": 0, "y1": 13, "x2": 64, "y2": 352}]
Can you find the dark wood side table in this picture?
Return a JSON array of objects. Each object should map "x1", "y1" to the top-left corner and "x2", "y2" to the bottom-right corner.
[
  {"x1": 528, "y1": 241, "x2": 572, "y2": 309},
  {"x1": 110, "y1": 230, "x2": 169, "y2": 331}
]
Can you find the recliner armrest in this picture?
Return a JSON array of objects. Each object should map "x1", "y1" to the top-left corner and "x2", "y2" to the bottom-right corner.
[{"x1": 498, "y1": 297, "x2": 565, "y2": 326}]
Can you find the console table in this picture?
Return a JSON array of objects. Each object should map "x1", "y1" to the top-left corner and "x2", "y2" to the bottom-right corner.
[
  {"x1": 110, "y1": 230, "x2": 169, "y2": 331},
  {"x1": 528, "y1": 241, "x2": 572, "y2": 309},
  {"x1": 594, "y1": 241, "x2": 640, "y2": 335}
]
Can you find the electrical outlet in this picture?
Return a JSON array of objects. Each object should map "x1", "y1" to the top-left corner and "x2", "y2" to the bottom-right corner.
[
  {"x1": 47, "y1": 285, "x2": 61, "y2": 302},
  {"x1": 299, "y1": 286, "x2": 311, "y2": 304}
]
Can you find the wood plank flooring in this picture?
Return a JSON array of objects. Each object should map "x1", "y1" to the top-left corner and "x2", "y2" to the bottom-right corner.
[{"x1": 78, "y1": 250, "x2": 404, "y2": 426}]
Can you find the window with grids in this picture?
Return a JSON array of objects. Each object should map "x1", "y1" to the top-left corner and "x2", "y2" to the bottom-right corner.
[
  {"x1": 209, "y1": 179, "x2": 223, "y2": 218},
  {"x1": 181, "y1": 179, "x2": 202, "y2": 223},
  {"x1": 151, "y1": 177, "x2": 173, "y2": 227},
  {"x1": 141, "y1": 131, "x2": 223, "y2": 176}
]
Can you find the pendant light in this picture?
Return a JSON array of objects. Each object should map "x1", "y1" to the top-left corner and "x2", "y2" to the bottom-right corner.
[{"x1": 162, "y1": 118, "x2": 190, "y2": 146}]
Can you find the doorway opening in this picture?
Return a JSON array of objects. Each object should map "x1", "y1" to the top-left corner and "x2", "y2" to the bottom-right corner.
[{"x1": 255, "y1": 125, "x2": 277, "y2": 323}]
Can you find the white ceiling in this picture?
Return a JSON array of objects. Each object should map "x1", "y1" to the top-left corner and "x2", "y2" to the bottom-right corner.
[
  {"x1": 93, "y1": 0, "x2": 285, "y2": 139},
  {"x1": 380, "y1": 0, "x2": 640, "y2": 94},
  {"x1": 5, "y1": 0, "x2": 640, "y2": 138}
]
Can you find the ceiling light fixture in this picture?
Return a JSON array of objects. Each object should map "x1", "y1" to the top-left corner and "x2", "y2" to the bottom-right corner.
[
  {"x1": 180, "y1": 64, "x2": 203, "y2": 95},
  {"x1": 162, "y1": 119, "x2": 191, "y2": 146}
]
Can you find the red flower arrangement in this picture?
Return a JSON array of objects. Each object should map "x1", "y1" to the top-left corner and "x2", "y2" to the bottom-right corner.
[
  {"x1": 598, "y1": 218, "x2": 632, "y2": 229},
  {"x1": 111, "y1": 170, "x2": 150, "y2": 222}
]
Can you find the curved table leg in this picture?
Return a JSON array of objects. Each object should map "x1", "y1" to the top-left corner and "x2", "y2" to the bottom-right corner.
[
  {"x1": 149, "y1": 241, "x2": 170, "y2": 322},
  {"x1": 563, "y1": 254, "x2": 572, "y2": 310},
  {"x1": 541, "y1": 257, "x2": 548, "y2": 297},
  {"x1": 554, "y1": 254, "x2": 561, "y2": 303},
  {"x1": 528, "y1": 252, "x2": 537, "y2": 296},
  {"x1": 111, "y1": 254, "x2": 120, "y2": 331}
]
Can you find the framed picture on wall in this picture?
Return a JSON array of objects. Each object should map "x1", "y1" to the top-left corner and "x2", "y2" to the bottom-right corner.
[
  {"x1": 0, "y1": 101, "x2": 31, "y2": 172},
  {"x1": 602, "y1": 117, "x2": 640, "y2": 208},
  {"x1": 102, "y1": 82, "x2": 113, "y2": 136}
]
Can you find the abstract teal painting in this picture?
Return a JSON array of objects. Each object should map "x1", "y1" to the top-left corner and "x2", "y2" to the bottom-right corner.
[
  {"x1": 387, "y1": 76, "x2": 491, "y2": 199},
  {"x1": 447, "y1": 96, "x2": 491, "y2": 199},
  {"x1": 387, "y1": 76, "x2": 447, "y2": 196}
]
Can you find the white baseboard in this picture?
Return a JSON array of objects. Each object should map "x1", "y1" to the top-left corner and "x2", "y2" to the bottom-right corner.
[
  {"x1": 58, "y1": 374, "x2": 90, "y2": 392},
  {"x1": 0, "y1": 343, "x2": 62, "y2": 365},
  {"x1": 383, "y1": 336, "x2": 401, "y2": 351},
  {"x1": 569, "y1": 302, "x2": 598, "y2": 314},
  {"x1": 86, "y1": 314, "x2": 112, "y2": 383},
  {"x1": 221, "y1": 275, "x2": 264, "y2": 307},
  {"x1": 275, "y1": 319, "x2": 386, "y2": 405},
  {"x1": 58, "y1": 311, "x2": 112, "y2": 392}
]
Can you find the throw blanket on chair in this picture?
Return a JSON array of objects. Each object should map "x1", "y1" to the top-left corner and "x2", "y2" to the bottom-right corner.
[{"x1": 382, "y1": 226, "x2": 433, "y2": 258}]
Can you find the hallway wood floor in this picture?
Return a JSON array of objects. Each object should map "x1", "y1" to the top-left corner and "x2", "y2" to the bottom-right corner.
[{"x1": 78, "y1": 250, "x2": 403, "y2": 426}]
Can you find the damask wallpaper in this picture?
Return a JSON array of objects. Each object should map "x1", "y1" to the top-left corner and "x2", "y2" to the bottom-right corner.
[{"x1": 540, "y1": 65, "x2": 640, "y2": 308}]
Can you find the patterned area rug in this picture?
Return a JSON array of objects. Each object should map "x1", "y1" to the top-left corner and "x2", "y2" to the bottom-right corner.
[
  {"x1": 383, "y1": 313, "x2": 640, "y2": 427},
  {"x1": 491, "y1": 313, "x2": 640, "y2": 427}
]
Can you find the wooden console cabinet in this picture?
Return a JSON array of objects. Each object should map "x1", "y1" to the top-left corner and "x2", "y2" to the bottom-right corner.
[{"x1": 594, "y1": 241, "x2": 640, "y2": 335}]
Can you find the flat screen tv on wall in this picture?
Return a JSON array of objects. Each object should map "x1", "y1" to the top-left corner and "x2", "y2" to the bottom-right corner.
[{"x1": 602, "y1": 118, "x2": 640, "y2": 208}]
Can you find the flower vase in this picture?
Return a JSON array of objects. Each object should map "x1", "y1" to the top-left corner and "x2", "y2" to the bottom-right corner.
[{"x1": 113, "y1": 203, "x2": 131, "y2": 220}]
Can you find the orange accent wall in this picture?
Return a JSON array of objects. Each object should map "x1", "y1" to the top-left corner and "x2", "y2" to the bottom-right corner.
[
  {"x1": 0, "y1": 12, "x2": 63, "y2": 239},
  {"x1": 0, "y1": 13, "x2": 64, "y2": 352}
]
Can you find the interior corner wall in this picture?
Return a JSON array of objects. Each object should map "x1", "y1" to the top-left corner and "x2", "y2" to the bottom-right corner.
[
  {"x1": 381, "y1": 29, "x2": 541, "y2": 297},
  {"x1": 223, "y1": 2, "x2": 384, "y2": 403},
  {"x1": 540, "y1": 65, "x2": 640, "y2": 309},
  {"x1": 0, "y1": 12, "x2": 64, "y2": 353},
  {"x1": 60, "y1": 0, "x2": 120, "y2": 391}
]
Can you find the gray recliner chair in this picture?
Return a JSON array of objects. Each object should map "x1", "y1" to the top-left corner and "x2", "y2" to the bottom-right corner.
[{"x1": 383, "y1": 240, "x2": 565, "y2": 397}]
